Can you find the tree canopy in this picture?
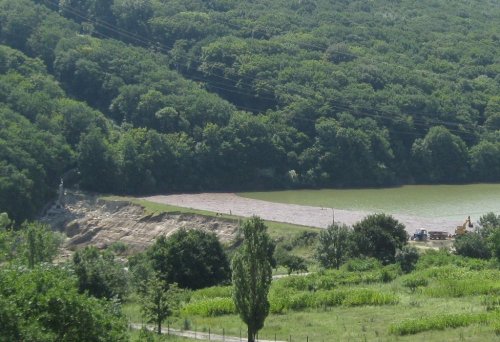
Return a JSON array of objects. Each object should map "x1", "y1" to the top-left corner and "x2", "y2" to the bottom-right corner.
[
  {"x1": 149, "y1": 229, "x2": 231, "y2": 289},
  {"x1": 0, "y1": 0, "x2": 500, "y2": 222}
]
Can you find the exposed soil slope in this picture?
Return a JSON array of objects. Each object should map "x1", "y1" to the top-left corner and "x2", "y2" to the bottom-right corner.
[{"x1": 42, "y1": 192, "x2": 238, "y2": 253}]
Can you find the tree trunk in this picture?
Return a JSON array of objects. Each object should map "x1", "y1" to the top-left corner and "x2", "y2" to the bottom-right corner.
[
  {"x1": 248, "y1": 326, "x2": 255, "y2": 342},
  {"x1": 157, "y1": 320, "x2": 161, "y2": 335}
]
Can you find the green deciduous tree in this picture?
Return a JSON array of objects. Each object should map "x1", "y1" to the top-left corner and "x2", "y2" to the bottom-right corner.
[
  {"x1": 232, "y1": 217, "x2": 273, "y2": 342},
  {"x1": 77, "y1": 127, "x2": 118, "y2": 192},
  {"x1": 411, "y1": 126, "x2": 469, "y2": 183},
  {"x1": 315, "y1": 223, "x2": 352, "y2": 269},
  {"x1": 352, "y1": 214, "x2": 408, "y2": 264},
  {"x1": 396, "y1": 245, "x2": 420, "y2": 273},
  {"x1": 23, "y1": 221, "x2": 62, "y2": 268},
  {"x1": 280, "y1": 254, "x2": 308, "y2": 275},
  {"x1": 73, "y1": 246, "x2": 129, "y2": 299},
  {"x1": 149, "y1": 229, "x2": 230, "y2": 289},
  {"x1": 141, "y1": 276, "x2": 180, "y2": 335},
  {"x1": 0, "y1": 265, "x2": 128, "y2": 341}
]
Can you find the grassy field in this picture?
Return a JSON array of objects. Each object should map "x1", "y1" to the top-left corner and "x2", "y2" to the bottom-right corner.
[
  {"x1": 123, "y1": 253, "x2": 500, "y2": 341},
  {"x1": 106, "y1": 195, "x2": 499, "y2": 341}
]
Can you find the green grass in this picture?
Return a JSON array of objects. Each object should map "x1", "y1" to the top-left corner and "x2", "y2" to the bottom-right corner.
[
  {"x1": 166, "y1": 298, "x2": 498, "y2": 342},
  {"x1": 129, "y1": 329, "x2": 199, "y2": 341},
  {"x1": 112, "y1": 197, "x2": 500, "y2": 341},
  {"x1": 389, "y1": 312, "x2": 496, "y2": 336}
]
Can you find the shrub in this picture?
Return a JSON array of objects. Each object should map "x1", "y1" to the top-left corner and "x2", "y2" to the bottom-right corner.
[
  {"x1": 380, "y1": 264, "x2": 400, "y2": 283},
  {"x1": 417, "y1": 250, "x2": 490, "y2": 270},
  {"x1": 454, "y1": 233, "x2": 491, "y2": 259},
  {"x1": 402, "y1": 276, "x2": 429, "y2": 292},
  {"x1": 343, "y1": 257, "x2": 382, "y2": 272},
  {"x1": 489, "y1": 228, "x2": 500, "y2": 261},
  {"x1": 396, "y1": 246, "x2": 420, "y2": 273},
  {"x1": 280, "y1": 254, "x2": 308, "y2": 275}
]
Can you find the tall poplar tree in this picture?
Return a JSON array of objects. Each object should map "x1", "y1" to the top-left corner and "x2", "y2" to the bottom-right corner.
[{"x1": 232, "y1": 216, "x2": 273, "y2": 342}]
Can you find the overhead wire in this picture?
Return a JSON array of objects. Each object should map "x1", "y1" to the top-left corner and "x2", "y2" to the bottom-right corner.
[{"x1": 29, "y1": 0, "x2": 492, "y2": 138}]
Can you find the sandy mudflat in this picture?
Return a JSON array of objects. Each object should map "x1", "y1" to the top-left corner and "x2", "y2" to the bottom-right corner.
[{"x1": 142, "y1": 193, "x2": 460, "y2": 234}]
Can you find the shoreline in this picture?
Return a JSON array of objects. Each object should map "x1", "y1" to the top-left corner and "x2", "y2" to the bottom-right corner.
[{"x1": 142, "y1": 193, "x2": 461, "y2": 234}]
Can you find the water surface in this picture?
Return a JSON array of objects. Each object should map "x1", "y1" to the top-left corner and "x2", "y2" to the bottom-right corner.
[{"x1": 239, "y1": 184, "x2": 500, "y2": 221}]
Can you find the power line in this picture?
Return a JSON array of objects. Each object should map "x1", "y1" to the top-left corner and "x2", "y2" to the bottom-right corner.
[{"x1": 22, "y1": 0, "x2": 493, "y2": 137}]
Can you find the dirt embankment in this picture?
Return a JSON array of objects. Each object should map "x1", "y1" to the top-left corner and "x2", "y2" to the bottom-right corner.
[{"x1": 41, "y1": 192, "x2": 239, "y2": 253}]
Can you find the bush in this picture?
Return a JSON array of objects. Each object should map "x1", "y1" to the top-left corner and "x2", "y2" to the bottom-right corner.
[
  {"x1": 416, "y1": 250, "x2": 490, "y2": 270},
  {"x1": 402, "y1": 276, "x2": 429, "y2": 292},
  {"x1": 489, "y1": 228, "x2": 500, "y2": 261},
  {"x1": 396, "y1": 246, "x2": 420, "y2": 273},
  {"x1": 279, "y1": 254, "x2": 308, "y2": 275},
  {"x1": 73, "y1": 246, "x2": 129, "y2": 300},
  {"x1": 343, "y1": 257, "x2": 382, "y2": 272},
  {"x1": 454, "y1": 233, "x2": 491, "y2": 259}
]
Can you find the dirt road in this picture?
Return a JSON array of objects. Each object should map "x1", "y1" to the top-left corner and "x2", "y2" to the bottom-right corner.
[
  {"x1": 142, "y1": 193, "x2": 459, "y2": 234},
  {"x1": 131, "y1": 323, "x2": 285, "y2": 342}
]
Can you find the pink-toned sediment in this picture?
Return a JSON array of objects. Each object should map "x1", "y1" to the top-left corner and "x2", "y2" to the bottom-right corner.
[{"x1": 142, "y1": 193, "x2": 459, "y2": 234}]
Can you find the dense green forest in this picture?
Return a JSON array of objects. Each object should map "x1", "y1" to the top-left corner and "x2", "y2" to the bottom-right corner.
[{"x1": 1, "y1": 0, "x2": 500, "y2": 221}]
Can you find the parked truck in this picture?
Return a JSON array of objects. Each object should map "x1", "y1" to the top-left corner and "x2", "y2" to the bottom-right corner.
[{"x1": 429, "y1": 231, "x2": 449, "y2": 240}]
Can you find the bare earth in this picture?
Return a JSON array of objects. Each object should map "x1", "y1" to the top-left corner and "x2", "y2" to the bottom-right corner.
[
  {"x1": 42, "y1": 192, "x2": 238, "y2": 253},
  {"x1": 143, "y1": 193, "x2": 460, "y2": 235}
]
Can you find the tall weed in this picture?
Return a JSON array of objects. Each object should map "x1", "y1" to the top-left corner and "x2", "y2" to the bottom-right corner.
[
  {"x1": 389, "y1": 313, "x2": 489, "y2": 335},
  {"x1": 181, "y1": 297, "x2": 235, "y2": 317}
]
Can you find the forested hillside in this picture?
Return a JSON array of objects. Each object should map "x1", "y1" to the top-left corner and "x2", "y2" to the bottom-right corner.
[{"x1": 1, "y1": 0, "x2": 500, "y2": 222}]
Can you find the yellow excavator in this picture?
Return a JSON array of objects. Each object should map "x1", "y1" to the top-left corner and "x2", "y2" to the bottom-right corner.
[{"x1": 455, "y1": 216, "x2": 473, "y2": 237}]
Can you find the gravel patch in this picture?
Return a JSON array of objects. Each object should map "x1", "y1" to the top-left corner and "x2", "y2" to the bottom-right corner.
[{"x1": 142, "y1": 193, "x2": 460, "y2": 235}]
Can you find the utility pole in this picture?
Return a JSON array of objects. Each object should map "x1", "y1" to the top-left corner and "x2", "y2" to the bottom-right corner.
[{"x1": 332, "y1": 208, "x2": 335, "y2": 225}]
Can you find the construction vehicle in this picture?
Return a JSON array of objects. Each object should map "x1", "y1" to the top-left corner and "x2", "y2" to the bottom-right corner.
[
  {"x1": 411, "y1": 229, "x2": 428, "y2": 241},
  {"x1": 455, "y1": 216, "x2": 473, "y2": 237}
]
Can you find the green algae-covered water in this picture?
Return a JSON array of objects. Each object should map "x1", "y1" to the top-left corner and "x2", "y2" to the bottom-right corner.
[{"x1": 239, "y1": 184, "x2": 500, "y2": 221}]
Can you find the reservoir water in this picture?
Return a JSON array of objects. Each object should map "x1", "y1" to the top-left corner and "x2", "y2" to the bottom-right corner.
[{"x1": 239, "y1": 184, "x2": 500, "y2": 222}]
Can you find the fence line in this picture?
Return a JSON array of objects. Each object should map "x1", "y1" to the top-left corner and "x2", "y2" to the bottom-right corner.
[{"x1": 130, "y1": 323, "x2": 312, "y2": 342}]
